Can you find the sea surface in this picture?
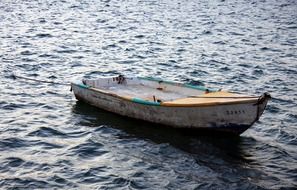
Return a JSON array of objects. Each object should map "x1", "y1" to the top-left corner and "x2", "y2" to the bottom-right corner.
[{"x1": 1, "y1": 0, "x2": 296, "y2": 189}]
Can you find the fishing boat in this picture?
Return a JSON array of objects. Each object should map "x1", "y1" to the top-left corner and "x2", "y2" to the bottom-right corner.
[{"x1": 71, "y1": 75, "x2": 271, "y2": 135}]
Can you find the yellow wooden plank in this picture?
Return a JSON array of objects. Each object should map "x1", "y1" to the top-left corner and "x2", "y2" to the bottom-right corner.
[{"x1": 161, "y1": 91, "x2": 258, "y2": 107}]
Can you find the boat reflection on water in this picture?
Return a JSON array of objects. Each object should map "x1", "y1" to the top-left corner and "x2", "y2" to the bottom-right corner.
[{"x1": 71, "y1": 100, "x2": 255, "y2": 165}]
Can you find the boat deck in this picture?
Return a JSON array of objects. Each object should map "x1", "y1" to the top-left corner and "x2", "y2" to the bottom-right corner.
[
  {"x1": 99, "y1": 83, "x2": 257, "y2": 105},
  {"x1": 101, "y1": 84, "x2": 190, "y2": 102}
]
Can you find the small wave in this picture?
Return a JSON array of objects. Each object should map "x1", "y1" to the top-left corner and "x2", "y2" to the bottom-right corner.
[
  {"x1": 0, "y1": 177, "x2": 51, "y2": 189},
  {"x1": 38, "y1": 54, "x2": 53, "y2": 58},
  {"x1": 55, "y1": 49, "x2": 77, "y2": 54},
  {"x1": 0, "y1": 102, "x2": 27, "y2": 110},
  {"x1": 48, "y1": 175, "x2": 74, "y2": 187},
  {"x1": 135, "y1": 34, "x2": 145, "y2": 39},
  {"x1": 27, "y1": 127, "x2": 66, "y2": 137},
  {"x1": 35, "y1": 33, "x2": 53, "y2": 38},
  {"x1": 102, "y1": 44, "x2": 118, "y2": 50},
  {"x1": 0, "y1": 138, "x2": 32, "y2": 151},
  {"x1": 229, "y1": 31, "x2": 244, "y2": 36},
  {"x1": 117, "y1": 60, "x2": 138, "y2": 64},
  {"x1": 68, "y1": 141, "x2": 107, "y2": 159},
  {"x1": 34, "y1": 141, "x2": 64, "y2": 149},
  {"x1": 202, "y1": 30, "x2": 212, "y2": 35},
  {"x1": 20, "y1": 50, "x2": 35, "y2": 56},
  {"x1": 3, "y1": 157, "x2": 25, "y2": 168},
  {"x1": 252, "y1": 69, "x2": 264, "y2": 75}
]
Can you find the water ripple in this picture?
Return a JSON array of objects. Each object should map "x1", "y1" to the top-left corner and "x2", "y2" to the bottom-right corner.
[{"x1": 0, "y1": 0, "x2": 296, "y2": 189}]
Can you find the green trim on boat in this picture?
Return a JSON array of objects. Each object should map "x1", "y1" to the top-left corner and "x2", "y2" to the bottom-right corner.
[
  {"x1": 184, "y1": 84, "x2": 217, "y2": 92},
  {"x1": 132, "y1": 98, "x2": 161, "y2": 106},
  {"x1": 139, "y1": 77, "x2": 175, "y2": 85},
  {"x1": 77, "y1": 83, "x2": 89, "y2": 89}
]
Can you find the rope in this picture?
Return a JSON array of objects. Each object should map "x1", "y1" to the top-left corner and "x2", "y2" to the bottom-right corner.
[
  {"x1": 11, "y1": 73, "x2": 69, "y2": 86},
  {"x1": 188, "y1": 95, "x2": 259, "y2": 99}
]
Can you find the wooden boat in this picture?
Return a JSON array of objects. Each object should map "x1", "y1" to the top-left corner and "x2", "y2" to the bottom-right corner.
[{"x1": 71, "y1": 75, "x2": 271, "y2": 135}]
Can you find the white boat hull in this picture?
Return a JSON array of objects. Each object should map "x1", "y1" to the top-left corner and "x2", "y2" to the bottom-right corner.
[{"x1": 71, "y1": 82, "x2": 270, "y2": 135}]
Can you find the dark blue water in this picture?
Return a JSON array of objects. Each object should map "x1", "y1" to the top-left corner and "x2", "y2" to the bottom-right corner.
[{"x1": 1, "y1": 0, "x2": 296, "y2": 189}]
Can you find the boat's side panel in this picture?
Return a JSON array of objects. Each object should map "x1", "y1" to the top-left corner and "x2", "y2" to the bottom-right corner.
[
  {"x1": 83, "y1": 76, "x2": 143, "y2": 89},
  {"x1": 138, "y1": 78, "x2": 208, "y2": 96},
  {"x1": 138, "y1": 77, "x2": 217, "y2": 92},
  {"x1": 72, "y1": 83, "x2": 267, "y2": 134}
]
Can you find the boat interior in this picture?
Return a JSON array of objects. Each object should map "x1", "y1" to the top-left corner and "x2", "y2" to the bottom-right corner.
[{"x1": 81, "y1": 76, "x2": 257, "y2": 104}]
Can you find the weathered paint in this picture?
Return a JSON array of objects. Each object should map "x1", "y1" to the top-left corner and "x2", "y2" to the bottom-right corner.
[{"x1": 71, "y1": 81, "x2": 270, "y2": 135}]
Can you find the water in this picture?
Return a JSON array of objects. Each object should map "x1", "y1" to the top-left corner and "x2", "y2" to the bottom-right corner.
[{"x1": 1, "y1": 0, "x2": 296, "y2": 189}]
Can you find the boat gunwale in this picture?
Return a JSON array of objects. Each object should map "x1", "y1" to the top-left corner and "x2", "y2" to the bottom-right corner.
[
  {"x1": 137, "y1": 76, "x2": 218, "y2": 92},
  {"x1": 71, "y1": 82, "x2": 261, "y2": 107}
]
